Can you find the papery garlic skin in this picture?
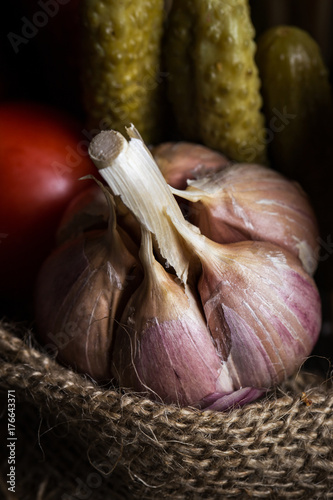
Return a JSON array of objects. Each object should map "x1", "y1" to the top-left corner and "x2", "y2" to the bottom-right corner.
[
  {"x1": 151, "y1": 141, "x2": 230, "y2": 189},
  {"x1": 35, "y1": 194, "x2": 141, "y2": 382},
  {"x1": 172, "y1": 163, "x2": 319, "y2": 275},
  {"x1": 202, "y1": 387, "x2": 266, "y2": 412},
  {"x1": 112, "y1": 229, "x2": 231, "y2": 407},
  {"x1": 197, "y1": 239, "x2": 321, "y2": 391},
  {"x1": 56, "y1": 184, "x2": 109, "y2": 245},
  {"x1": 113, "y1": 289, "x2": 229, "y2": 407},
  {"x1": 111, "y1": 226, "x2": 321, "y2": 410}
]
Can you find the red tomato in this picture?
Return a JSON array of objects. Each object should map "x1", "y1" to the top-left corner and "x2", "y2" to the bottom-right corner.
[{"x1": 0, "y1": 101, "x2": 98, "y2": 301}]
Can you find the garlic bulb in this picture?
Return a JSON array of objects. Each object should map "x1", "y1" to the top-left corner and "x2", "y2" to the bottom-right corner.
[
  {"x1": 88, "y1": 127, "x2": 321, "y2": 409},
  {"x1": 171, "y1": 163, "x2": 319, "y2": 275},
  {"x1": 35, "y1": 189, "x2": 141, "y2": 381},
  {"x1": 151, "y1": 141, "x2": 230, "y2": 189}
]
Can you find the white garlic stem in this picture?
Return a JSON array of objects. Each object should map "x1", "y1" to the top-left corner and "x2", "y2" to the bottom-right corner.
[
  {"x1": 170, "y1": 185, "x2": 208, "y2": 203},
  {"x1": 88, "y1": 126, "x2": 191, "y2": 283}
]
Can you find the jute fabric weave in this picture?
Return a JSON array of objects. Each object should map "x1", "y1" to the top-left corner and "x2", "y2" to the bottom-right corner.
[{"x1": 0, "y1": 322, "x2": 332, "y2": 499}]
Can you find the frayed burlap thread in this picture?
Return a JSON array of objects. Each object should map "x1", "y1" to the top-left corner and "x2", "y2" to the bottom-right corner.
[{"x1": 0, "y1": 322, "x2": 333, "y2": 499}]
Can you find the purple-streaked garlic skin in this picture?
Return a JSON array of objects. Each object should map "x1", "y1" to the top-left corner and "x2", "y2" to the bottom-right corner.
[
  {"x1": 185, "y1": 163, "x2": 319, "y2": 275},
  {"x1": 151, "y1": 141, "x2": 230, "y2": 189},
  {"x1": 112, "y1": 230, "x2": 288, "y2": 410},
  {"x1": 35, "y1": 228, "x2": 141, "y2": 382},
  {"x1": 202, "y1": 387, "x2": 266, "y2": 411},
  {"x1": 197, "y1": 239, "x2": 321, "y2": 392},
  {"x1": 111, "y1": 250, "x2": 230, "y2": 407}
]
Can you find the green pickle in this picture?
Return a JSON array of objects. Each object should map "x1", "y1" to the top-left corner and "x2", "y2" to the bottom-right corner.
[
  {"x1": 255, "y1": 25, "x2": 333, "y2": 179},
  {"x1": 165, "y1": 0, "x2": 267, "y2": 164},
  {"x1": 80, "y1": 0, "x2": 165, "y2": 144},
  {"x1": 256, "y1": 25, "x2": 333, "y2": 291}
]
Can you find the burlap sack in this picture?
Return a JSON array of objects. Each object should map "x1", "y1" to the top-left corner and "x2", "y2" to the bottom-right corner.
[{"x1": 0, "y1": 321, "x2": 332, "y2": 499}]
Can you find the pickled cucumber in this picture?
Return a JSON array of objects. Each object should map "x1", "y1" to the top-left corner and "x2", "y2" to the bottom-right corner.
[
  {"x1": 80, "y1": 0, "x2": 165, "y2": 144},
  {"x1": 255, "y1": 25, "x2": 333, "y2": 178},
  {"x1": 164, "y1": 0, "x2": 267, "y2": 164}
]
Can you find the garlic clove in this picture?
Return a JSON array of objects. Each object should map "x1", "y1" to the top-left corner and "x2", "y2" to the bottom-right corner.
[
  {"x1": 111, "y1": 229, "x2": 231, "y2": 407},
  {"x1": 56, "y1": 182, "x2": 142, "y2": 249},
  {"x1": 56, "y1": 184, "x2": 109, "y2": 246},
  {"x1": 35, "y1": 190, "x2": 142, "y2": 382},
  {"x1": 150, "y1": 141, "x2": 231, "y2": 189},
  {"x1": 171, "y1": 163, "x2": 320, "y2": 275},
  {"x1": 196, "y1": 238, "x2": 322, "y2": 390}
]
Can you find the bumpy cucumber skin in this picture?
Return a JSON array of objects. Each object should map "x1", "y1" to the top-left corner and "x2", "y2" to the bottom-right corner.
[
  {"x1": 255, "y1": 25, "x2": 333, "y2": 178},
  {"x1": 80, "y1": 0, "x2": 165, "y2": 144},
  {"x1": 165, "y1": 0, "x2": 267, "y2": 164}
]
